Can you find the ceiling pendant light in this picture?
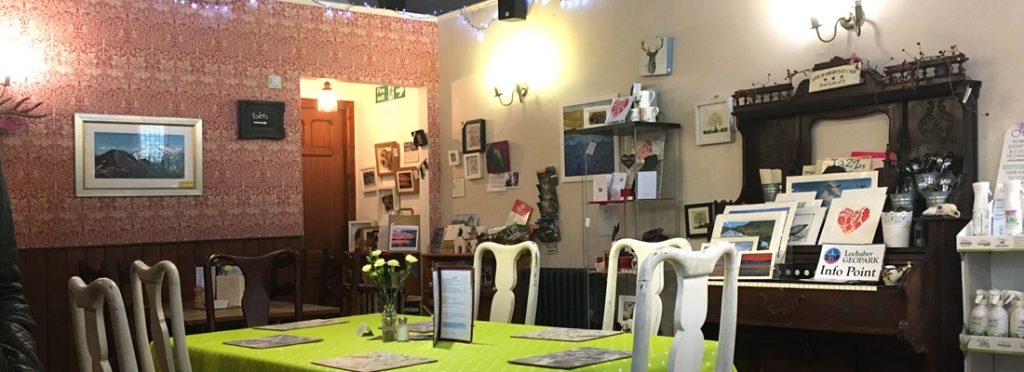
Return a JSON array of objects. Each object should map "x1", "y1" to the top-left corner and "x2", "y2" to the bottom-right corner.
[{"x1": 318, "y1": 81, "x2": 338, "y2": 112}]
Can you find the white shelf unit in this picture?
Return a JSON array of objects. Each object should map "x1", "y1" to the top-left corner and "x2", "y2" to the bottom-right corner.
[{"x1": 960, "y1": 245, "x2": 1024, "y2": 371}]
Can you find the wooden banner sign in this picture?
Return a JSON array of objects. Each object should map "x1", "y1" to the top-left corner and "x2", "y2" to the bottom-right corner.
[{"x1": 809, "y1": 63, "x2": 862, "y2": 93}]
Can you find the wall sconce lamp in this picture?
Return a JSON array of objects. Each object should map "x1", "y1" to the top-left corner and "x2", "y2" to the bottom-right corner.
[
  {"x1": 493, "y1": 83, "x2": 529, "y2": 106},
  {"x1": 317, "y1": 81, "x2": 338, "y2": 112},
  {"x1": 0, "y1": 76, "x2": 45, "y2": 120},
  {"x1": 810, "y1": 0, "x2": 865, "y2": 43}
]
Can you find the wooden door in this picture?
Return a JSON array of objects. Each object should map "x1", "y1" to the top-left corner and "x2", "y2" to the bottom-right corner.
[{"x1": 300, "y1": 99, "x2": 355, "y2": 304}]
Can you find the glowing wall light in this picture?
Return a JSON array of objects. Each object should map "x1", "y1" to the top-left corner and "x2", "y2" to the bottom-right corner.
[
  {"x1": 318, "y1": 81, "x2": 338, "y2": 112},
  {"x1": 486, "y1": 30, "x2": 559, "y2": 106},
  {"x1": 0, "y1": 22, "x2": 47, "y2": 84}
]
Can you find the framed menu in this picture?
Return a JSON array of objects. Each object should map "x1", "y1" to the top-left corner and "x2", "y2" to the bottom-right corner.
[{"x1": 432, "y1": 266, "x2": 474, "y2": 345}]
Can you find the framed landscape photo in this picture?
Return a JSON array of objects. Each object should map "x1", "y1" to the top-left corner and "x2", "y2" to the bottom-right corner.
[
  {"x1": 389, "y1": 224, "x2": 420, "y2": 252},
  {"x1": 374, "y1": 141, "x2": 400, "y2": 176},
  {"x1": 711, "y1": 211, "x2": 788, "y2": 258},
  {"x1": 74, "y1": 113, "x2": 203, "y2": 197},
  {"x1": 695, "y1": 99, "x2": 733, "y2": 145},
  {"x1": 396, "y1": 168, "x2": 419, "y2": 194},
  {"x1": 684, "y1": 203, "x2": 715, "y2": 238},
  {"x1": 360, "y1": 167, "x2": 378, "y2": 193},
  {"x1": 462, "y1": 119, "x2": 486, "y2": 154}
]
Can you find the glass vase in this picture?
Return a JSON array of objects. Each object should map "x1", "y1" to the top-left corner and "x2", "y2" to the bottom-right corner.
[{"x1": 381, "y1": 303, "x2": 398, "y2": 342}]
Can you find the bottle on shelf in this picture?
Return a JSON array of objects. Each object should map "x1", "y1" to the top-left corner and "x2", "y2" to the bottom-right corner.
[
  {"x1": 972, "y1": 181, "x2": 992, "y2": 236},
  {"x1": 987, "y1": 289, "x2": 1009, "y2": 337},
  {"x1": 1008, "y1": 290, "x2": 1024, "y2": 338},
  {"x1": 1004, "y1": 181, "x2": 1023, "y2": 235},
  {"x1": 968, "y1": 289, "x2": 989, "y2": 335}
]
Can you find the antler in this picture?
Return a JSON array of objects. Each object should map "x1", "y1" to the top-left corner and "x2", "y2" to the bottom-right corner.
[
  {"x1": 641, "y1": 37, "x2": 665, "y2": 54},
  {"x1": 0, "y1": 81, "x2": 46, "y2": 119}
]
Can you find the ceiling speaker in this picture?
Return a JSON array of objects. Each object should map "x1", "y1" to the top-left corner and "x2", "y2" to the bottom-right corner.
[{"x1": 498, "y1": 0, "x2": 527, "y2": 21}]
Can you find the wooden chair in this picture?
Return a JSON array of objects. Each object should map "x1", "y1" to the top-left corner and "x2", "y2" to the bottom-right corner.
[
  {"x1": 204, "y1": 249, "x2": 303, "y2": 331},
  {"x1": 68, "y1": 276, "x2": 138, "y2": 372},
  {"x1": 631, "y1": 241, "x2": 738, "y2": 372},
  {"x1": 473, "y1": 241, "x2": 540, "y2": 324},
  {"x1": 602, "y1": 238, "x2": 693, "y2": 334},
  {"x1": 130, "y1": 260, "x2": 191, "y2": 372}
]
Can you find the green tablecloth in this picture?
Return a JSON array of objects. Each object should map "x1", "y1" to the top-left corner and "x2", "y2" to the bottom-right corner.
[{"x1": 186, "y1": 314, "x2": 723, "y2": 371}]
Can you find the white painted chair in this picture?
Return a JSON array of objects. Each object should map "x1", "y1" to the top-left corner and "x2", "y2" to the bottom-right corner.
[
  {"x1": 632, "y1": 241, "x2": 739, "y2": 372},
  {"x1": 602, "y1": 238, "x2": 694, "y2": 334},
  {"x1": 68, "y1": 276, "x2": 139, "y2": 372},
  {"x1": 473, "y1": 241, "x2": 540, "y2": 324},
  {"x1": 130, "y1": 260, "x2": 191, "y2": 372}
]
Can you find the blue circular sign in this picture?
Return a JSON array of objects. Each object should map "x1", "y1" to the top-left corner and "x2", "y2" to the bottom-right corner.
[{"x1": 824, "y1": 248, "x2": 842, "y2": 264}]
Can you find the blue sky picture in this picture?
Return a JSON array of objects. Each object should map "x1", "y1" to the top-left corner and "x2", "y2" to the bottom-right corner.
[
  {"x1": 790, "y1": 178, "x2": 873, "y2": 207},
  {"x1": 96, "y1": 132, "x2": 185, "y2": 159},
  {"x1": 564, "y1": 133, "x2": 615, "y2": 177}
]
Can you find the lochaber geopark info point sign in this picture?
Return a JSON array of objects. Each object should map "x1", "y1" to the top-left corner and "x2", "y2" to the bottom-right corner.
[{"x1": 813, "y1": 244, "x2": 885, "y2": 282}]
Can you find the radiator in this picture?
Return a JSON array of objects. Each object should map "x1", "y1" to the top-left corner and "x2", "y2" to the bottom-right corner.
[{"x1": 526, "y1": 268, "x2": 590, "y2": 329}]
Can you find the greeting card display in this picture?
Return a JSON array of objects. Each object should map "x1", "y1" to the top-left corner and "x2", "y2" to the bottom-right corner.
[{"x1": 818, "y1": 196, "x2": 886, "y2": 245}]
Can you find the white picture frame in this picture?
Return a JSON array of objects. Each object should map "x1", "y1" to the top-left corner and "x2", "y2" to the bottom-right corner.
[
  {"x1": 705, "y1": 239, "x2": 776, "y2": 280},
  {"x1": 389, "y1": 224, "x2": 420, "y2": 253},
  {"x1": 347, "y1": 220, "x2": 376, "y2": 253},
  {"x1": 463, "y1": 153, "x2": 483, "y2": 180},
  {"x1": 695, "y1": 99, "x2": 733, "y2": 146},
  {"x1": 400, "y1": 141, "x2": 419, "y2": 166},
  {"x1": 723, "y1": 201, "x2": 799, "y2": 260},
  {"x1": 711, "y1": 211, "x2": 788, "y2": 262},
  {"x1": 785, "y1": 171, "x2": 878, "y2": 208},
  {"x1": 582, "y1": 105, "x2": 610, "y2": 128},
  {"x1": 788, "y1": 207, "x2": 827, "y2": 246},
  {"x1": 74, "y1": 113, "x2": 203, "y2": 197},
  {"x1": 818, "y1": 195, "x2": 887, "y2": 245},
  {"x1": 447, "y1": 150, "x2": 461, "y2": 166},
  {"x1": 616, "y1": 295, "x2": 636, "y2": 329},
  {"x1": 360, "y1": 167, "x2": 378, "y2": 193}
]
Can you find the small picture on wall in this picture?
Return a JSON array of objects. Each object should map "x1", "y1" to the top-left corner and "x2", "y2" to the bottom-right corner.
[
  {"x1": 462, "y1": 119, "x2": 486, "y2": 154},
  {"x1": 582, "y1": 106, "x2": 610, "y2": 128},
  {"x1": 485, "y1": 141, "x2": 511, "y2": 174},
  {"x1": 374, "y1": 141, "x2": 400, "y2": 176},
  {"x1": 695, "y1": 100, "x2": 733, "y2": 146},
  {"x1": 360, "y1": 167, "x2": 378, "y2": 193},
  {"x1": 389, "y1": 225, "x2": 420, "y2": 252},
  {"x1": 617, "y1": 295, "x2": 636, "y2": 331},
  {"x1": 401, "y1": 141, "x2": 419, "y2": 166},
  {"x1": 380, "y1": 187, "x2": 396, "y2": 212},
  {"x1": 464, "y1": 153, "x2": 483, "y2": 180},
  {"x1": 640, "y1": 36, "x2": 674, "y2": 76},
  {"x1": 396, "y1": 169, "x2": 419, "y2": 194},
  {"x1": 684, "y1": 203, "x2": 715, "y2": 238},
  {"x1": 447, "y1": 150, "x2": 461, "y2": 166}
]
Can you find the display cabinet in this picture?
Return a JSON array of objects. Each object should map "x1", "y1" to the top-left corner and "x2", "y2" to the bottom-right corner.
[{"x1": 959, "y1": 234, "x2": 1024, "y2": 371}]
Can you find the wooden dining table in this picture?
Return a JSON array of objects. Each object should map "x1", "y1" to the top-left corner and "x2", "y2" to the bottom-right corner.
[
  {"x1": 185, "y1": 313, "x2": 726, "y2": 371},
  {"x1": 180, "y1": 301, "x2": 341, "y2": 327}
]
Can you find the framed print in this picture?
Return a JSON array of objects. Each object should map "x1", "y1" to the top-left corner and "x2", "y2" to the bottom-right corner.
[
  {"x1": 695, "y1": 99, "x2": 733, "y2": 145},
  {"x1": 389, "y1": 224, "x2": 420, "y2": 252},
  {"x1": 237, "y1": 100, "x2": 285, "y2": 139},
  {"x1": 485, "y1": 141, "x2": 511, "y2": 174},
  {"x1": 785, "y1": 171, "x2": 878, "y2": 208},
  {"x1": 712, "y1": 236, "x2": 760, "y2": 253},
  {"x1": 374, "y1": 141, "x2": 400, "y2": 176},
  {"x1": 462, "y1": 119, "x2": 486, "y2": 154},
  {"x1": 560, "y1": 97, "x2": 618, "y2": 182},
  {"x1": 74, "y1": 113, "x2": 202, "y2": 197},
  {"x1": 711, "y1": 211, "x2": 788, "y2": 261},
  {"x1": 582, "y1": 105, "x2": 610, "y2": 128},
  {"x1": 723, "y1": 201, "x2": 799, "y2": 252},
  {"x1": 411, "y1": 129, "x2": 428, "y2": 147},
  {"x1": 396, "y1": 168, "x2": 419, "y2": 194},
  {"x1": 684, "y1": 203, "x2": 715, "y2": 238},
  {"x1": 616, "y1": 295, "x2": 636, "y2": 328},
  {"x1": 818, "y1": 195, "x2": 886, "y2": 245},
  {"x1": 789, "y1": 207, "x2": 827, "y2": 246},
  {"x1": 606, "y1": 96, "x2": 635, "y2": 124},
  {"x1": 706, "y1": 237, "x2": 767, "y2": 280},
  {"x1": 640, "y1": 36, "x2": 674, "y2": 76},
  {"x1": 463, "y1": 153, "x2": 483, "y2": 180},
  {"x1": 447, "y1": 150, "x2": 461, "y2": 166},
  {"x1": 348, "y1": 220, "x2": 375, "y2": 253},
  {"x1": 360, "y1": 167, "x2": 378, "y2": 193},
  {"x1": 401, "y1": 141, "x2": 419, "y2": 166}
]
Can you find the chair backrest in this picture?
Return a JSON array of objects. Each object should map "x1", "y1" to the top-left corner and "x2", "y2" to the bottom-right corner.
[
  {"x1": 68, "y1": 276, "x2": 138, "y2": 372},
  {"x1": 130, "y1": 260, "x2": 191, "y2": 372},
  {"x1": 631, "y1": 242, "x2": 738, "y2": 372},
  {"x1": 473, "y1": 241, "x2": 540, "y2": 324},
  {"x1": 204, "y1": 249, "x2": 303, "y2": 331},
  {"x1": 602, "y1": 238, "x2": 692, "y2": 333}
]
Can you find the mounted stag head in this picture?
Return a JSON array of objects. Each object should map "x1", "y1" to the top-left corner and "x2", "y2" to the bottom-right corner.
[
  {"x1": 641, "y1": 37, "x2": 665, "y2": 74},
  {"x1": 0, "y1": 76, "x2": 45, "y2": 123}
]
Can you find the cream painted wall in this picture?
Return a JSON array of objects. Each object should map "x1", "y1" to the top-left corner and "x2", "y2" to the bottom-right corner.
[
  {"x1": 439, "y1": 0, "x2": 1021, "y2": 268},
  {"x1": 300, "y1": 79, "x2": 430, "y2": 251}
]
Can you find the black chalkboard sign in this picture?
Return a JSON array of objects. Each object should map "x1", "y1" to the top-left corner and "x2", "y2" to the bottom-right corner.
[{"x1": 238, "y1": 100, "x2": 285, "y2": 139}]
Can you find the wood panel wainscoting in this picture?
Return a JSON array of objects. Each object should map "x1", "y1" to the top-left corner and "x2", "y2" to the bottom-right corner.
[{"x1": 15, "y1": 235, "x2": 350, "y2": 372}]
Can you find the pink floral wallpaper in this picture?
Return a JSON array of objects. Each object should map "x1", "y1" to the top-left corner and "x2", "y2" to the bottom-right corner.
[{"x1": 0, "y1": 0, "x2": 440, "y2": 248}]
